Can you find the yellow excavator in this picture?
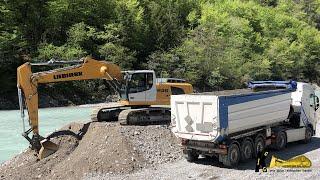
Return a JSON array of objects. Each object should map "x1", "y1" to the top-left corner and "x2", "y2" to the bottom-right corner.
[{"x1": 17, "y1": 57, "x2": 193, "y2": 159}]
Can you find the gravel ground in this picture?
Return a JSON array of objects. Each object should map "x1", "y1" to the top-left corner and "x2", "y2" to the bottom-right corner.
[
  {"x1": 90, "y1": 140, "x2": 320, "y2": 180},
  {"x1": 120, "y1": 125, "x2": 182, "y2": 166},
  {"x1": 87, "y1": 122, "x2": 320, "y2": 180},
  {"x1": 87, "y1": 159, "x2": 320, "y2": 180},
  {"x1": 1, "y1": 121, "x2": 319, "y2": 180}
]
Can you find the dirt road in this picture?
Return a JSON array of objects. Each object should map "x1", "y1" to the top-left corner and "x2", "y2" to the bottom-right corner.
[
  {"x1": 89, "y1": 122, "x2": 320, "y2": 180},
  {"x1": 94, "y1": 138, "x2": 320, "y2": 180}
]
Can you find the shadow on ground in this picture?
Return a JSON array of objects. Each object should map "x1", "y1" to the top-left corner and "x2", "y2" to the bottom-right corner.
[
  {"x1": 191, "y1": 137, "x2": 320, "y2": 170},
  {"x1": 46, "y1": 122, "x2": 91, "y2": 140}
]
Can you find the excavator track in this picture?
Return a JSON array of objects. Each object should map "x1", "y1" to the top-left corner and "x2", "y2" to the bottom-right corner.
[
  {"x1": 91, "y1": 105, "x2": 130, "y2": 122},
  {"x1": 91, "y1": 103, "x2": 171, "y2": 125},
  {"x1": 118, "y1": 107, "x2": 171, "y2": 125}
]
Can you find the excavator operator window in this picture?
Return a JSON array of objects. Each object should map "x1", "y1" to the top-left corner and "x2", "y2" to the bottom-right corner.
[{"x1": 129, "y1": 73, "x2": 153, "y2": 93}]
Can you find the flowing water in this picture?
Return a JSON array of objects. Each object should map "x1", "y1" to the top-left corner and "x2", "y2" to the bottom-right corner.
[{"x1": 0, "y1": 106, "x2": 92, "y2": 163}]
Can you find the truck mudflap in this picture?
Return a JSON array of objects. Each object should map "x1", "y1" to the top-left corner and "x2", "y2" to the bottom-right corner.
[
  {"x1": 182, "y1": 140, "x2": 227, "y2": 155},
  {"x1": 183, "y1": 146, "x2": 227, "y2": 155}
]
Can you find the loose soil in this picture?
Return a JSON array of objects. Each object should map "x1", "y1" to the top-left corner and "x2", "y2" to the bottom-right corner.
[{"x1": 0, "y1": 122, "x2": 182, "y2": 180}]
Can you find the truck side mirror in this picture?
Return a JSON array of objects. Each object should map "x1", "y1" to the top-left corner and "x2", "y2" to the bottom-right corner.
[{"x1": 315, "y1": 96, "x2": 320, "y2": 111}]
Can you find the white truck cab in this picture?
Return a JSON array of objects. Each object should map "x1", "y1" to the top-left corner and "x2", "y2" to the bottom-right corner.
[
  {"x1": 291, "y1": 82, "x2": 315, "y2": 112},
  {"x1": 290, "y1": 82, "x2": 319, "y2": 132}
]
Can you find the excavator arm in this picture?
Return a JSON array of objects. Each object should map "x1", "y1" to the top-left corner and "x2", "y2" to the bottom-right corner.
[{"x1": 17, "y1": 57, "x2": 123, "y2": 158}]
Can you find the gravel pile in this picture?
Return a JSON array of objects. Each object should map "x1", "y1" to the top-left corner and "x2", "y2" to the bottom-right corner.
[
  {"x1": 120, "y1": 125, "x2": 182, "y2": 166},
  {"x1": 0, "y1": 122, "x2": 83, "y2": 179},
  {"x1": 0, "y1": 122, "x2": 182, "y2": 180}
]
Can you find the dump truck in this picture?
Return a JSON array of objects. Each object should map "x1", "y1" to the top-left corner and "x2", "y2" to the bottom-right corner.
[{"x1": 171, "y1": 81, "x2": 319, "y2": 166}]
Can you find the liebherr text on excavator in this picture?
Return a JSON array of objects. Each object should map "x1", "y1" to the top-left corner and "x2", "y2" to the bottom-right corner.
[{"x1": 17, "y1": 57, "x2": 193, "y2": 159}]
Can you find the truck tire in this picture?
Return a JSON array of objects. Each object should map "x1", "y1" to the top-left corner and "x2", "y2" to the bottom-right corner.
[
  {"x1": 186, "y1": 150, "x2": 198, "y2": 162},
  {"x1": 241, "y1": 138, "x2": 253, "y2": 161},
  {"x1": 274, "y1": 131, "x2": 287, "y2": 150},
  {"x1": 303, "y1": 127, "x2": 312, "y2": 144},
  {"x1": 254, "y1": 135, "x2": 265, "y2": 158},
  {"x1": 223, "y1": 142, "x2": 240, "y2": 167}
]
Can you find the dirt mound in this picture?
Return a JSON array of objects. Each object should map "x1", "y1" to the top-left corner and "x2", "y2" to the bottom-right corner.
[
  {"x1": 0, "y1": 122, "x2": 182, "y2": 179},
  {"x1": 120, "y1": 125, "x2": 182, "y2": 165}
]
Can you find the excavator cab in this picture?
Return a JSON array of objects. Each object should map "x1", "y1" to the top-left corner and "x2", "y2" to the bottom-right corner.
[{"x1": 120, "y1": 70, "x2": 157, "y2": 103}]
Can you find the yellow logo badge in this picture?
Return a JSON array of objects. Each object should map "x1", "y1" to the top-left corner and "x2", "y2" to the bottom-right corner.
[{"x1": 269, "y1": 155, "x2": 312, "y2": 168}]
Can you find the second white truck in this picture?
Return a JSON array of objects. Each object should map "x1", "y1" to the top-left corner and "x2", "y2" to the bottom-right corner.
[{"x1": 171, "y1": 81, "x2": 319, "y2": 166}]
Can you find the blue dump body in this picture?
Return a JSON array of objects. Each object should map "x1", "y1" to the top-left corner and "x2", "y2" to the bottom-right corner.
[
  {"x1": 248, "y1": 80, "x2": 297, "y2": 91},
  {"x1": 217, "y1": 87, "x2": 296, "y2": 137}
]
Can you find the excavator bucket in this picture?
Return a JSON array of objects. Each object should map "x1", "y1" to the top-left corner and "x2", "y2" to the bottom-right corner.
[{"x1": 38, "y1": 139, "x2": 59, "y2": 159}]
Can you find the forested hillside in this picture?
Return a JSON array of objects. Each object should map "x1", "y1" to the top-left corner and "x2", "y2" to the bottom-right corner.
[{"x1": 0, "y1": 0, "x2": 319, "y2": 109}]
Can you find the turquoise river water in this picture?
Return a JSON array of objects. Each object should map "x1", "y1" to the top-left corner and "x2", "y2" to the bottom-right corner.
[{"x1": 0, "y1": 106, "x2": 92, "y2": 163}]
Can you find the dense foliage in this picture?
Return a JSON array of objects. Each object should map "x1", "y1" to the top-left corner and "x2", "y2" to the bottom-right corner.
[{"x1": 1, "y1": 0, "x2": 320, "y2": 97}]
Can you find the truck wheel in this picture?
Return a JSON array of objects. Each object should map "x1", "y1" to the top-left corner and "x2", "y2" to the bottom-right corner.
[
  {"x1": 303, "y1": 127, "x2": 312, "y2": 144},
  {"x1": 254, "y1": 135, "x2": 265, "y2": 158},
  {"x1": 274, "y1": 131, "x2": 287, "y2": 150},
  {"x1": 186, "y1": 150, "x2": 198, "y2": 162},
  {"x1": 223, "y1": 142, "x2": 240, "y2": 167},
  {"x1": 241, "y1": 138, "x2": 253, "y2": 161}
]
